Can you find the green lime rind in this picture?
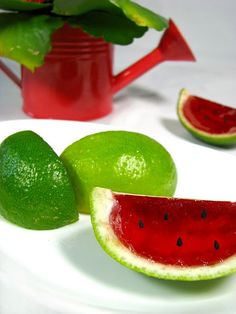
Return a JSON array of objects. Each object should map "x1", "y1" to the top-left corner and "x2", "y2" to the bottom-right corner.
[
  {"x1": 90, "y1": 187, "x2": 236, "y2": 281},
  {"x1": 177, "y1": 89, "x2": 236, "y2": 147},
  {"x1": 0, "y1": 131, "x2": 78, "y2": 230},
  {"x1": 61, "y1": 130, "x2": 177, "y2": 214}
]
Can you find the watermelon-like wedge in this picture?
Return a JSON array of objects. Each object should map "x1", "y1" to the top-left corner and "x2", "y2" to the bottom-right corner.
[
  {"x1": 91, "y1": 187, "x2": 236, "y2": 281},
  {"x1": 177, "y1": 89, "x2": 236, "y2": 146}
]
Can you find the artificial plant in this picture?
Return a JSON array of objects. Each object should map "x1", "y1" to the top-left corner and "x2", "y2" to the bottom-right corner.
[{"x1": 0, "y1": 0, "x2": 168, "y2": 71}]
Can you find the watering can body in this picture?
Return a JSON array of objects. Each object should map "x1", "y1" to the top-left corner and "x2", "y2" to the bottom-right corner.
[
  {"x1": 22, "y1": 24, "x2": 114, "y2": 120},
  {"x1": 0, "y1": 20, "x2": 195, "y2": 121}
]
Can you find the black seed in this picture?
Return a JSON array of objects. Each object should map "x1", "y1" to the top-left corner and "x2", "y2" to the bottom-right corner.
[
  {"x1": 164, "y1": 213, "x2": 169, "y2": 221},
  {"x1": 204, "y1": 115, "x2": 209, "y2": 121},
  {"x1": 138, "y1": 220, "x2": 144, "y2": 229},
  {"x1": 214, "y1": 240, "x2": 220, "y2": 250},
  {"x1": 177, "y1": 237, "x2": 183, "y2": 247},
  {"x1": 201, "y1": 209, "x2": 207, "y2": 219}
]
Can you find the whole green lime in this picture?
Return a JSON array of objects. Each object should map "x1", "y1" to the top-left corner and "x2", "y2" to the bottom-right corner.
[
  {"x1": 61, "y1": 131, "x2": 177, "y2": 214},
  {"x1": 0, "y1": 131, "x2": 78, "y2": 230}
]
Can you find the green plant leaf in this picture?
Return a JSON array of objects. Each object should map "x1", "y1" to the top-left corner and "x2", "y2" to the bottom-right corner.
[
  {"x1": 69, "y1": 11, "x2": 147, "y2": 45},
  {"x1": 52, "y1": 0, "x2": 168, "y2": 32},
  {"x1": 0, "y1": 0, "x2": 52, "y2": 11},
  {"x1": 0, "y1": 14, "x2": 64, "y2": 70},
  {"x1": 109, "y1": 0, "x2": 168, "y2": 31},
  {"x1": 53, "y1": 0, "x2": 113, "y2": 16}
]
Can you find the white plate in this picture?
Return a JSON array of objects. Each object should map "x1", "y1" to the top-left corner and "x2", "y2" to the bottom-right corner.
[{"x1": 0, "y1": 119, "x2": 235, "y2": 314}]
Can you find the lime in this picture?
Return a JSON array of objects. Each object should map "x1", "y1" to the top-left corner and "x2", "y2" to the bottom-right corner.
[
  {"x1": 0, "y1": 131, "x2": 78, "y2": 230},
  {"x1": 61, "y1": 131, "x2": 177, "y2": 214}
]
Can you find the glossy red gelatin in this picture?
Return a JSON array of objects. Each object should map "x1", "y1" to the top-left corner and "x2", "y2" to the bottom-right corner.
[
  {"x1": 183, "y1": 96, "x2": 236, "y2": 134},
  {"x1": 109, "y1": 194, "x2": 236, "y2": 266}
]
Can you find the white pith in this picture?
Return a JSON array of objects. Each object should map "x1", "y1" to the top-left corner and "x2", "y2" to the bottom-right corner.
[{"x1": 91, "y1": 187, "x2": 236, "y2": 281}]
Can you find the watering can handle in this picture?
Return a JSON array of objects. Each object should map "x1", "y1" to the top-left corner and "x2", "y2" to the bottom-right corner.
[{"x1": 0, "y1": 59, "x2": 21, "y2": 88}]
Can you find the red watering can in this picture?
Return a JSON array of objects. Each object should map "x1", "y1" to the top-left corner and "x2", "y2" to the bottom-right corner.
[{"x1": 0, "y1": 20, "x2": 195, "y2": 121}]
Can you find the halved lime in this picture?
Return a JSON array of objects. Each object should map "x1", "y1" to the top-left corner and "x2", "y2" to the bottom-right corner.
[{"x1": 0, "y1": 130, "x2": 78, "y2": 230}]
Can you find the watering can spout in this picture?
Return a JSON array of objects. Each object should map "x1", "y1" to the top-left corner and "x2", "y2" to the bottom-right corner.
[{"x1": 112, "y1": 19, "x2": 196, "y2": 95}]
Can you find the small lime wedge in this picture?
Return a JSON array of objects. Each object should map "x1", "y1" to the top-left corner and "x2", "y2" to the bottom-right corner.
[{"x1": 177, "y1": 89, "x2": 236, "y2": 146}]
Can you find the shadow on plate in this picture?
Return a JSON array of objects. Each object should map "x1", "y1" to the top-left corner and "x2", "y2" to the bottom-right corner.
[
  {"x1": 59, "y1": 226, "x2": 230, "y2": 298},
  {"x1": 161, "y1": 118, "x2": 203, "y2": 145},
  {"x1": 161, "y1": 118, "x2": 234, "y2": 153}
]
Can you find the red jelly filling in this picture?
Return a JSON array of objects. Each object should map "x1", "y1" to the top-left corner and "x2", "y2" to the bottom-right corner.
[
  {"x1": 183, "y1": 96, "x2": 236, "y2": 134},
  {"x1": 109, "y1": 194, "x2": 236, "y2": 266}
]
